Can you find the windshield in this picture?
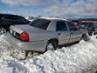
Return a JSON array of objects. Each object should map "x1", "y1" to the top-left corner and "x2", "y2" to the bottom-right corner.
[{"x1": 30, "y1": 19, "x2": 50, "y2": 30}]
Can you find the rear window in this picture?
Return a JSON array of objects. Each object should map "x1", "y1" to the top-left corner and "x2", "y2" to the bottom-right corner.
[{"x1": 30, "y1": 19, "x2": 50, "y2": 30}]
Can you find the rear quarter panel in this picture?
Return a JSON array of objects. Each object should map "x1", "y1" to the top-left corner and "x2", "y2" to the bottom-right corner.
[
  {"x1": 29, "y1": 31, "x2": 58, "y2": 42},
  {"x1": 28, "y1": 31, "x2": 58, "y2": 51}
]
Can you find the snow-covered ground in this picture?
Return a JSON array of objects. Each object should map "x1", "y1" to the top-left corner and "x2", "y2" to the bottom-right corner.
[{"x1": 0, "y1": 35, "x2": 97, "y2": 73}]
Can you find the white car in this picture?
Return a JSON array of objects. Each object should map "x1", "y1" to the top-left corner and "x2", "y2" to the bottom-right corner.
[{"x1": 3, "y1": 17, "x2": 89, "y2": 59}]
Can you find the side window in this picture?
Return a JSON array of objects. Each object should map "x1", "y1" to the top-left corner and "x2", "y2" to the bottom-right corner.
[
  {"x1": 56, "y1": 21, "x2": 67, "y2": 31},
  {"x1": 67, "y1": 21, "x2": 78, "y2": 31},
  {"x1": 30, "y1": 19, "x2": 50, "y2": 30}
]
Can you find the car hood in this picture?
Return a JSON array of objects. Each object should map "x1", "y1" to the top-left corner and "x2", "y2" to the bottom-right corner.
[{"x1": 10, "y1": 25, "x2": 45, "y2": 33}]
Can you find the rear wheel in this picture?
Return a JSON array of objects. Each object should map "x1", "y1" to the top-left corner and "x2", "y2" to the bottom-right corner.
[
  {"x1": 46, "y1": 40, "x2": 58, "y2": 51},
  {"x1": 26, "y1": 51, "x2": 39, "y2": 58},
  {"x1": 11, "y1": 49, "x2": 40, "y2": 60},
  {"x1": 11, "y1": 49, "x2": 27, "y2": 60}
]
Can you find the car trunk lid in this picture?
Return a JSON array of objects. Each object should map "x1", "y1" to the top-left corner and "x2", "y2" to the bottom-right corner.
[{"x1": 9, "y1": 25, "x2": 45, "y2": 42}]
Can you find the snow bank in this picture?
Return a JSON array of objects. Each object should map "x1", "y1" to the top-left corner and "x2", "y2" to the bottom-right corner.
[{"x1": 0, "y1": 35, "x2": 97, "y2": 73}]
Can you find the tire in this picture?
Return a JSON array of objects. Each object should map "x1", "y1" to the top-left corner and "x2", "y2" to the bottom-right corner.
[
  {"x1": 0, "y1": 28, "x2": 6, "y2": 35},
  {"x1": 82, "y1": 34, "x2": 90, "y2": 41},
  {"x1": 46, "y1": 41, "x2": 58, "y2": 51},
  {"x1": 88, "y1": 31, "x2": 93, "y2": 36}
]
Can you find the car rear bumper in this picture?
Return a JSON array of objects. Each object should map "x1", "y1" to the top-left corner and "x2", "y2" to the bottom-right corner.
[{"x1": 2, "y1": 33, "x2": 46, "y2": 52}]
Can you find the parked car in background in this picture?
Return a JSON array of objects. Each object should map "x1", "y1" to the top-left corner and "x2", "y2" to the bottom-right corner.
[
  {"x1": 80, "y1": 22, "x2": 95, "y2": 35},
  {"x1": 3, "y1": 17, "x2": 89, "y2": 59},
  {"x1": 0, "y1": 13, "x2": 30, "y2": 34},
  {"x1": 70, "y1": 18, "x2": 97, "y2": 35},
  {"x1": 92, "y1": 22, "x2": 97, "y2": 35}
]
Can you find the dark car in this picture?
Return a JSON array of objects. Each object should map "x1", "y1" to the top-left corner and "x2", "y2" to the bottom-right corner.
[
  {"x1": 70, "y1": 18, "x2": 97, "y2": 35},
  {"x1": 0, "y1": 13, "x2": 30, "y2": 34},
  {"x1": 80, "y1": 22, "x2": 95, "y2": 35}
]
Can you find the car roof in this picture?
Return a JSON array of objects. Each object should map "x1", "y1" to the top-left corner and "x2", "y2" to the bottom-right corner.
[
  {"x1": 39, "y1": 17, "x2": 69, "y2": 21},
  {"x1": 0, "y1": 13, "x2": 24, "y2": 18}
]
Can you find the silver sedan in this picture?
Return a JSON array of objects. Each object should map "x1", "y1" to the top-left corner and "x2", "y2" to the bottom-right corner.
[{"x1": 2, "y1": 17, "x2": 90, "y2": 59}]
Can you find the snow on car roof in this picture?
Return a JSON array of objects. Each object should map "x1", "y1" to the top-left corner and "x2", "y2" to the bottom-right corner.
[{"x1": 39, "y1": 17, "x2": 68, "y2": 21}]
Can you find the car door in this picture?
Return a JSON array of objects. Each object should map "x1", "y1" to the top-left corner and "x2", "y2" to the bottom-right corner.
[
  {"x1": 66, "y1": 21, "x2": 82, "y2": 43},
  {"x1": 56, "y1": 20, "x2": 70, "y2": 45}
]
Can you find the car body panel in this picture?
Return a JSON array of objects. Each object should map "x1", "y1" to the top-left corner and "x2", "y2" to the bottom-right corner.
[
  {"x1": 57, "y1": 31, "x2": 70, "y2": 45},
  {"x1": 10, "y1": 25, "x2": 45, "y2": 34},
  {"x1": 69, "y1": 30, "x2": 83, "y2": 43}
]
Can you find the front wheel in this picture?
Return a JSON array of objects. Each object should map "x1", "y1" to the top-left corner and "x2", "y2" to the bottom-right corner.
[
  {"x1": 82, "y1": 34, "x2": 90, "y2": 41},
  {"x1": 88, "y1": 31, "x2": 93, "y2": 36},
  {"x1": 11, "y1": 49, "x2": 27, "y2": 60}
]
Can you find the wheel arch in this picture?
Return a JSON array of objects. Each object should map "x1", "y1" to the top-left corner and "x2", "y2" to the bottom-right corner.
[
  {"x1": 45, "y1": 38, "x2": 59, "y2": 52},
  {"x1": 48, "y1": 38, "x2": 59, "y2": 44}
]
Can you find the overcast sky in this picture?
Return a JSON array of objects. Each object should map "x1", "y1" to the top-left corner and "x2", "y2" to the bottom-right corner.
[{"x1": 0, "y1": 0, "x2": 97, "y2": 18}]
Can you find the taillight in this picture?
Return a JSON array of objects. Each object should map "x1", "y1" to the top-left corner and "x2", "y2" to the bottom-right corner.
[{"x1": 20, "y1": 32, "x2": 29, "y2": 41}]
